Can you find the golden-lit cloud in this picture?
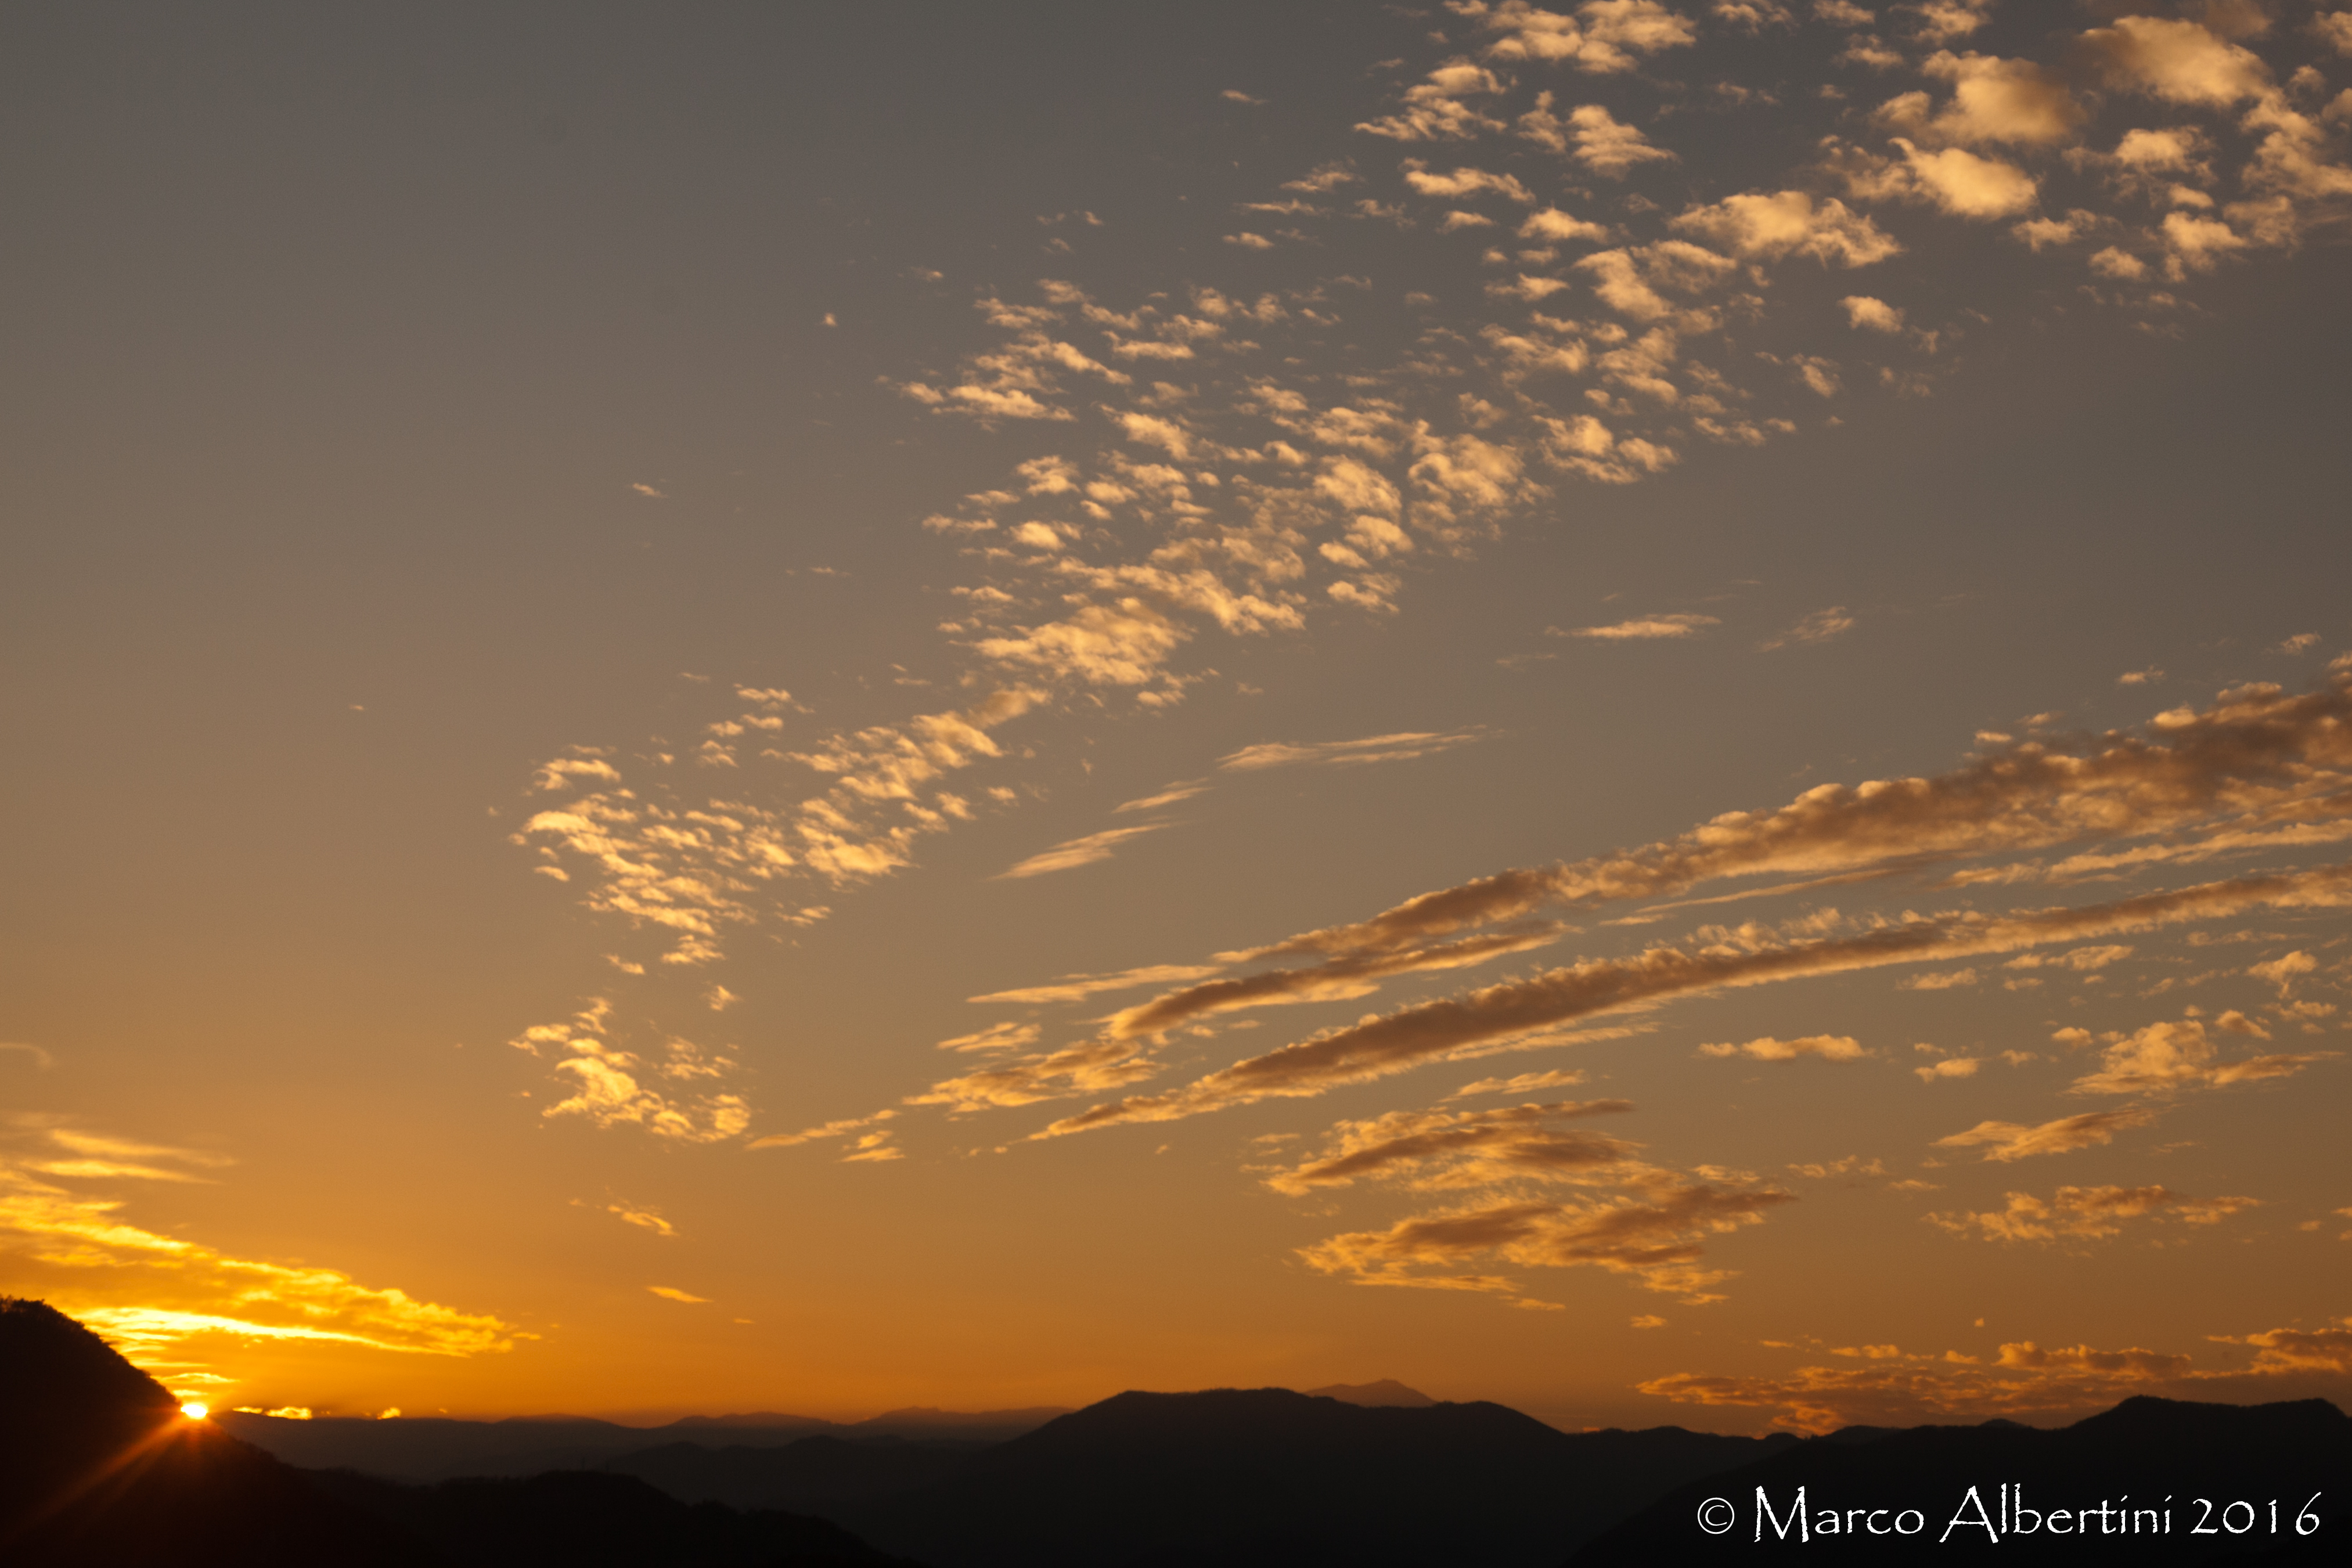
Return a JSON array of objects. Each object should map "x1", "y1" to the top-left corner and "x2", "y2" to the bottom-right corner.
[
  {"x1": 513, "y1": 1001, "x2": 751, "y2": 1143},
  {"x1": 997, "y1": 823, "x2": 1176, "y2": 879},
  {"x1": 1933, "y1": 1109, "x2": 2159, "y2": 1162},
  {"x1": 744, "y1": 1108, "x2": 897, "y2": 1151},
  {"x1": 1672, "y1": 192, "x2": 1899, "y2": 265},
  {"x1": 1448, "y1": 1067, "x2": 1589, "y2": 1099},
  {"x1": 1301, "y1": 1173, "x2": 1794, "y2": 1305},
  {"x1": 2083, "y1": 16, "x2": 2271, "y2": 107},
  {"x1": 647, "y1": 1286, "x2": 709, "y2": 1303},
  {"x1": 968, "y1": 964, "x2": 1223, "y2": 1006},
  {"x1": 1043, "y1": 860, "x2": 2352, "y2": 1136},
  {"x1": 1263, "y1": 1099, "x2": 1638, "y2": 1194},
  {"x1": 606, "y1": 1202, "x2": 678, "y2": 1238},
  {"x1": 1, "y1": 1125, "x2": 517, "y2": 1396},
  {"x1": 1216, "y1": 727, "x2": 1489, "y2": 770},
  {"x1": 1556, "y1": 612, "x2": 1720, "y2": 640},
  {"x1": 2064, "y1": 1015, "x2": 2335, "y2": 1097},
  {"x1": 1930, "y1": 1184, "x2": 2259, "y2": 1243},
  {"x1": 1698, "y1": 1034, "x2": 1867, "y2": 1062}
]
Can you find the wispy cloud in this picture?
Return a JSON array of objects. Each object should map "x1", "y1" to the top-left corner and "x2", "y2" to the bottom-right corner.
[
  {"x1": 1553, "y1": 613, "x2": 1720, "y2": 641},
  {"x1": 997, "y1": 823, "x2": 1176, "y2": 879},
  {"x1": 1759, "y1": 607, "x2": 1856, "y2": 650},
  {"x1": 0, "y1": 1124, "x2": 516, "y2": 1396},
  {"x1": 968, "y1": 964, "x2": 1223, "y2": 1006},
  {"x1": 1933, "y1": 1109, "x2": 2160, "y2": 1162},
  {"x1": 1216, "y1": 728, "x2": 1489, "y2": 770}
]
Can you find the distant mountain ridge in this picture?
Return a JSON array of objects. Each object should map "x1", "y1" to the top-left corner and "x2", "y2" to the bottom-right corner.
[
  {"x1": 219, "y1": 1401, "x2": 1072, "y2": 1480},
  {"x1": 833, "y1": 1386, "x2": 1794, "y2": 1567},
  {"x1": 1302, "y1": 1378, "x2": 1436, "y2": 1407}
]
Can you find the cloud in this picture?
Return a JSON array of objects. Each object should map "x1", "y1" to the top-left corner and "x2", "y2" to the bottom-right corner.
[
  {"x1": 1929, "y1": 1184, "x2": 2258, "y2": 1242},
  {"x1": 1839, "y1": 295, "x2": 1904, "y2": 331},
  {"x1": 2247, "y1": 949, "x2": 2318, "y2": 994},
  {"x1": 0, "y1": 1128, "x2": 517, "y2": 1394},
  {"x1": 1182, "y1": 676, "x2": 2352, "y2": 978},
  {"x1": 1835, "y1": 135, "x2": 2039, "y2": 219},
  {"x1": 1759, "y1": 607, "x2": 1854, "y2": 648},
  {"x1": 1356, "y1": 62, "x2": 1508, "y2": 142},
  {"x1": 1900, "y1": 968, "x2": 1976, "y2": 989},
  {"x1": 935, "y1": 1022, "x2": 1042, "y2": 1055},
  {"x1": 608, "y1": 1203, "x2": 677, "y2": 1238},
  {"x1": 1301, "y1": 1174, "x2": 1793, "y2": 1303},
  {"x1": 1217, "y1": 728, "x2": 1488, "y2": 770},
  {"x1": 1048, "y1": 863, "x2": 2352, "y2": 1137},
  {"x1": 2, "y1": 1042, "x2": 56, "y2": 1069},
  {"x1": 745, "y1": 1109, "x2": 896, "y2": 1151},
  {"x1": 1449, "y1": 1068, "x2": 1589, "y2": 1099},
  {"x1": 968, "y1": 964, "x2": 1224, "y2": 1006},
  {"x1": 2218, "y1": 1318, "x2": 2352, "y2": 1375},
  {"x1": 1114, "y1": 780, "x2": 1211, "y2": 813},
  {"x1": 2065, "y1": 1017, "x2": 2333, "y2": 1097},
  {"x1": 1699, "y1": 1034, "x2": 1868, "y2": 1061},
  {"x1": 1557, "y1": 613, "x2": 1720, "y2": 640},
  {"x1": 1639, "y1": 1333, "x2": 2205, "y2": 1432},
  {"x1": 1462, "y1": 0, "x2": 1698, "y2": 73},
  {"x1": 1672, "y1": 192, "x2": 1899, "y2": 265},
  {"x1": 647, "y1": 1286, "x2": 709, "y2": 1303},
  {"x1": 1558, "y1": 105, "x2": 1677, "y2": 177},
  {"x1": 974, "y1": 601, "x2": 1190, "y2": 686},
  {"x1": 2083, "y1": 16, "x2": 2270, "y2": 106},
  {"x1": 1402, "y1": 163, "x2": 1536, "y2": 203},
  {"x1": 1102, "y1": 925, "x2": 1571, "y2": 1043},
  {"x1": 1519, "y1": 206, "x2": 1611, "y2": 243},
  {"x1": 997, "y1": 823, "x2": 1176, "y2": 879},
  {"x1": 1934, "y1": 1109, "x2": 2159, "y2": 1162},
  {"x1": 1264, "y1": 1099, "x2": 1640, "y2": 1194},
  {"x1": 1879, "y1": 52, "x2": 2082, "y2": 147},
  {"x1": 1914, "y1": 1056, "x2": 1980, "y2": 1082},
  {"x1": 515, "y1": 1003, "x2": 751, "y2": 1142}
]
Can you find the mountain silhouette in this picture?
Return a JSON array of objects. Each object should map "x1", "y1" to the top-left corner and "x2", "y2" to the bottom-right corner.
[
  {"x1": 1303, "y1": 1379, "x2": 1436, "y2": 1407},
  {"x1": 308, "y1": 1468, "x2": 919, "y2": 1567},
  {"x1": 830, "y1": 1385, "x2": 1793, "y2": 1567},
  {"x1": 1572, "y1": 1395, "x2": 2348, "y2": 1563},
  {"x1": 606, "y1": 1434, "x2": 982, "y2": 1512}
]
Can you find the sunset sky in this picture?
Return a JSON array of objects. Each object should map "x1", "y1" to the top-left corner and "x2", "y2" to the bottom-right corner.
[{"x1": 5, "y1": 0, "x2": 2350, "y2": 1437}]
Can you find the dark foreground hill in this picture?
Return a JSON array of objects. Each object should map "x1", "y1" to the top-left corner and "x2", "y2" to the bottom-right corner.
[
  {"x1": 827, "y1": 1386, "x2": 1793, "y2": 1567},
  {"x1": 0, "y1": 1297, "x2": 916, "y2": 1568},
  {"x1": 1573, "y1": 1395, "x2": 2349, "y2": 1564},
  {"x1": 309, "y1": 1468, "x2": 917, "y2": 1567},
  {"x1": 606, "y1": 1434, "x2": 983, "y2": 1512}
]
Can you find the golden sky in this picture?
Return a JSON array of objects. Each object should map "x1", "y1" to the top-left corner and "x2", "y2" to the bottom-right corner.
[{"x1": 4, "y1": 0, "x2": 2350, "y2": 1434}]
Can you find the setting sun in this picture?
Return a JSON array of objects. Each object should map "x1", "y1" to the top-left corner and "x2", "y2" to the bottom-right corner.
[{"x1": 179, "y1": 1401, "x2": 207, "y2": 1421}]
